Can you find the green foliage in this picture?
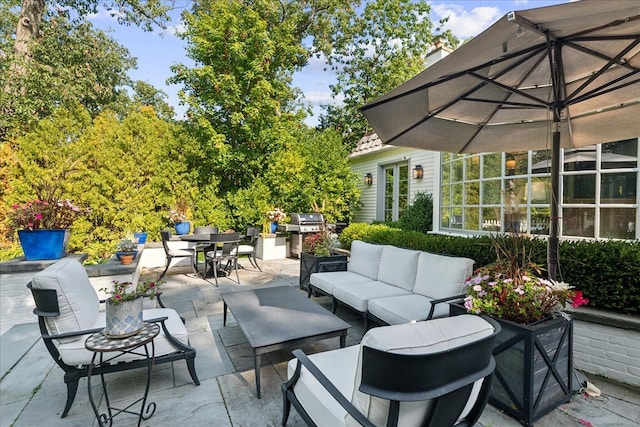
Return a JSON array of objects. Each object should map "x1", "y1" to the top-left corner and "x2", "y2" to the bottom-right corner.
[
  {"x1": 398, "y1": 192, "x2": 433, "y2": 233},
  {"x1": 320, "y1": 0, "x2": 459, "y2": 148},
  {"x1": 1, "y1": 13, "x2": 136, "y2": 139},
  {"x1": 339, "y1": 223, "x2": 640, "y2": 315},
  {"x1": 2, "y1": 105, "x2": 208, "y2": 262}
]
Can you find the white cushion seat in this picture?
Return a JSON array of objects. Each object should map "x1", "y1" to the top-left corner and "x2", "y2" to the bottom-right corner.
[
  {"x1": 367, "y1": 294, "x2": 451, "y2": 325},
  {"x1": 333, "y1": 281, "x2": 412, "y2": 313},
  {"x1": 310, "y1": 271, "x2": 375, "y2": 296}
]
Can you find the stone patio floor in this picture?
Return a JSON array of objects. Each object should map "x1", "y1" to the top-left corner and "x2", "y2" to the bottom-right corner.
[{"x1": 1, "y1": 248, "x2": 639, "y2": 427}]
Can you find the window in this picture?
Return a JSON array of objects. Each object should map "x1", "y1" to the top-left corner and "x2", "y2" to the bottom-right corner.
[{"x1": 439, "y1": 139, "x2": 639, "y2": 239}]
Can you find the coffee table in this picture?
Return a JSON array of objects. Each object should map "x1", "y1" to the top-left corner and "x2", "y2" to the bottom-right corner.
[{"x1": 222, "y1": 286, "x2": 351, "y2": 398}]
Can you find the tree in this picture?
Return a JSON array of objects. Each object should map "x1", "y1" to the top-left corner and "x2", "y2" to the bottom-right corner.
[
  {"x1": 171, "y1": 0, "x2": 358, "y2": 193},
  {"x1": 319, "y1": 0, "x2": 459, "y2": 148},
  {"x1": 1, "y1": 10, "x2": 137, "y2": 139}
]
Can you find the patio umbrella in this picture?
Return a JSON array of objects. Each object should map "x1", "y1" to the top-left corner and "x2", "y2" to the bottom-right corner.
[{"x1": 361, "y1": 0, "x2": 640, "y2": 279}]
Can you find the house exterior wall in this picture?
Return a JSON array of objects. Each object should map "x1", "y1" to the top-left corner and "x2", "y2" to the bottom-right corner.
[{"x1": 350, "y1": 146, "x2": 438, "y2": 223}]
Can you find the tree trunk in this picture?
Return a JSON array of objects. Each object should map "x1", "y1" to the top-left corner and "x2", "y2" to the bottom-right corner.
[{"x1": 14, "y1": 0, "x2": 46, "y2": 60}]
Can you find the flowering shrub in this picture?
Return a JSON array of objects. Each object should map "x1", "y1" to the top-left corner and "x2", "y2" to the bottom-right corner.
[
  {"x1": 464, "y1": 265, "x2": 589, "y2": 324},
  {"x1": 303, "y1": 231, "x2": 340, "y2": 257},
  {"x1": 9, "y1": 199, "x2": 89, "y2": 231},
  {"x1": 100, "y1": 280, "x2": 163, "y2": 305},
  {"x1": 267, "y1": 208, "x2": 286, "y2": 223}
]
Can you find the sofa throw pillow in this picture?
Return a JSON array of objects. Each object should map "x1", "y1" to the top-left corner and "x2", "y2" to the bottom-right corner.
[
  {"x1": 347, "y1": 240, "x2": 384, "y2": 280},
  {"x1": 413, "y1": 252, "x2": 474, "y2": 299}
]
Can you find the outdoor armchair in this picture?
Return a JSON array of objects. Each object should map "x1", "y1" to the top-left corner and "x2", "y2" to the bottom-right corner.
[
  {"x1": 159, "y1": 229, "x2": 198, "y2": 280},
  {"x1": 282, "y1": 315, "x2": 499, "y2": 427},
  {"x1": 235, "y1": 227, "x2": 262, "y2": 271},
  {"x1": 28, "y1": 257, "x2": 200, "y2": 418},
  {"x1": 204, "y1": 232, "x2": 241, "y2": 286}
]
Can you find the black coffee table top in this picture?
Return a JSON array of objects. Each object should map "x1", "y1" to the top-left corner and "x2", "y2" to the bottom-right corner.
[{"x1": 221, "y1": 286, "x2": 350, "y2": 350}]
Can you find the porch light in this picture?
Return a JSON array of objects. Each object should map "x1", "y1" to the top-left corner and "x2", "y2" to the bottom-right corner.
[
  {"x1": 412, "y1": 165, "x2": 424, "y2": 179},
  {"x1": 364, "y1": 173, "x2": 373, "y2": 186}
]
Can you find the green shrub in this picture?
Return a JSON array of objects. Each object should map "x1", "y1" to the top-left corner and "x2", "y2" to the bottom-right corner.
[
  {"x1": 339, "y1": 223, "x2": 640, "y2": 315},
  {"x1": 398, "y1": 192, "x2": 433, "y2": 233}
]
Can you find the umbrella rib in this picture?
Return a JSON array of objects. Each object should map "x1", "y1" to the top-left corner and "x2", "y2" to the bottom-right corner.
[
  {"x1": 360, "y1": 44, "x2": 547, "y2": 112},
  {"x1": 564, "y1": 36, "x2": 640, "y2": 104}
]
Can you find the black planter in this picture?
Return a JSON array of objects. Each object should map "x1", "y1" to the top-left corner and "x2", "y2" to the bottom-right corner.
[
  {"x1": 299, "y1": 252, "x2": 347, "y2": 292},
  {"x1": 490, "y1": 316, "x2": 573, "y2": 426}
]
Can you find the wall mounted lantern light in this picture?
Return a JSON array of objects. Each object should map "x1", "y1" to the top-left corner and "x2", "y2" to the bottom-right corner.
[
  {"x1": 505, "y1": 155, "x2": 516, "y2": 175},
  {"x1": 412, "y1": 165, "x2": 424, "y2": 179},
  {"x1": 364, "y1": 173, "x2": 373, "y2": 186}
]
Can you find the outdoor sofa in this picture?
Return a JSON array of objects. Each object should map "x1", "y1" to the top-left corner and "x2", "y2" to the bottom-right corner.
[{"x1": 308, "y1": 240, "x2": 474, "y2": 328}]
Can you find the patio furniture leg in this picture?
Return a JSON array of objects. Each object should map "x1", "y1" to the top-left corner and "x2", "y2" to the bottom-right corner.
[
  {"x1": 157, "y1": 256, "x2": 171, "y2": 280},
  {"x1": 61, "y1": 375, "x2": 80, "y2": 418},
  {"x1": 281, "y1": 387, "x2": 292, "y2": 426}
]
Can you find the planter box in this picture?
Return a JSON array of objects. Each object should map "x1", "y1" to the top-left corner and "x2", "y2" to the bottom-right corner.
[
  {"x1": 490, "y1": 316, "x2": 573, "y2": 426},
  {"x1": 18, "y1": 229, "x2": 71, "y2": 261},
  {"x1": 257, "y1": 234, "x2": 288, "y2": 260},
  {"x1": 299, "y1": 252, "x2": 348, "y2": 292}
]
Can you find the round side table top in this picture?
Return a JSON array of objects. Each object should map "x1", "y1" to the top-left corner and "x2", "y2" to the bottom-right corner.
[{"x1": 85, "y1": 323, "x2": 160, "y2": 352}]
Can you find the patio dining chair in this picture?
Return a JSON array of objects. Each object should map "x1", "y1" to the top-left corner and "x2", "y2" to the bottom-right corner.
[
  {"x1": 159, "y1": 229, "x2": 198, "y2": 280},
  {"x1": 192, "y1": 226, "x2": 219, "y2": 268},
  {"x1": 234, "y1": 227, "x2": 262, "y2": 271},
  {"x1": 28, "y1": 258, "x2": 200, "y2": 418},
  {"x1": 204, "y1": 232, "x2": 241, "y2": 286},
  {"x1": 282, "y1": 315, "x2": 500, "y2": 427}
]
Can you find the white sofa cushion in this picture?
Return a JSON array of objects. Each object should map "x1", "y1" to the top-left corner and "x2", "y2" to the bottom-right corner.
[
  {"x1": 288, "y1": 345, "x2": 360, "y2": 426},
  {"x1": 347, "y1": 241, "x2": 384, "y2": 280},
  {"x1": 367, "y1": 294, "x2": 451, "y2": 325},
  {"x1": 333, "y1": 281, "x2": 411, "y2": 313},
  {"x1": 31, "y1": 258, "x2": 100, "y2": 343},
  {"x1": 346, "y1": 315, "x2": 495, "y2": 427},
  {"x1": 310, "y1": 271, "x2": 375, "y2": 296},
  {"x1": 57, "y1": 308, "x2": 189, "y2": 366},
  {"x1": 376, "y1": 246, "x2": 420, "y2": 291},
  {"x1": 412, "y1": 252, "x2": 474, "y2": 299}
]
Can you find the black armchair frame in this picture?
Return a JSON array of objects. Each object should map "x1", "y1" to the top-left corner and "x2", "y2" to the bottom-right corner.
[
  {"x1": 282, "y1": 317, "x2": 500, "y2": 427},
  {"x1": 28, "y1": 282, "x2": 200, "y2": 418}
]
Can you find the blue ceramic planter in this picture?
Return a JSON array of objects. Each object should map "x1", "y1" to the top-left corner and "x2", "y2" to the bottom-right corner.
[
  {"x1": 270, "y1": 222, "x2": 278, "y2": 233},
  {"x1": 18, "y1": 229, "x2": 71, "y2": 261},
  {"x1": 115, "y1": 251, "x2": 138, "y2": 261},
  {"x1": 133, "y1": 232, "x2": 147, "y2": 244},
  {"x1": 175, "y1": 221, "x2": 190, "y2": 235}
]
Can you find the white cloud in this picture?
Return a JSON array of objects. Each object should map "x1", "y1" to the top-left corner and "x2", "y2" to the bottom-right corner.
[{"x1": 431, "y1": 3, "x2": 502, "y2": 39}]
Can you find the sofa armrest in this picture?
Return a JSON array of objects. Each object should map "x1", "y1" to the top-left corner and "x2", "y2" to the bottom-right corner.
[
  {"x1": 426, "y1": 293, "x2": 467, "y2": 320},
  {"x1": 284, "y1": 349, "x2": 376, "y2": 427}
]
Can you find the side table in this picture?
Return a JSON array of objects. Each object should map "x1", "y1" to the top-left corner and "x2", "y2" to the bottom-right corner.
[{"x1": 85, "y1": 322, "x2": 160, "y2": 426}]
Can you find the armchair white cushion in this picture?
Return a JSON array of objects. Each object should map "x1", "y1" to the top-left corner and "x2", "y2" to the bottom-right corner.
[{"x1": 348, "y1": 241, "x2": 384, "y2": 279}]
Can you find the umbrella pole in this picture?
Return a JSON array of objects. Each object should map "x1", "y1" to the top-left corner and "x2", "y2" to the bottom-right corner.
[{"x1": 549, "y1": 129, "x2": 561, "y2": 281}]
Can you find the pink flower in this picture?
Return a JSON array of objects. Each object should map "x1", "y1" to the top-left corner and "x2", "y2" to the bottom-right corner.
[{"x1": 572, "y1": 291, "x2": 589, "y2": 308}]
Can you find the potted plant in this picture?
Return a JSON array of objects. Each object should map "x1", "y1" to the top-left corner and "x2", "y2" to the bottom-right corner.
[
  {"x1": 115, "y1": 238, "x2": 137, "y2": 265},
  {"x1": 299, "y1": 229, "x2": 347, "y2": 292},
  {"x1": 100, "y1": 279, "x2": 162, "y2": 338},
  {"x1": 169, "y1": 198, "x2": 190, "y2": 235},
  {"x1": 265, "y1": 207, "x2": 286, "y2": 234},
  {"x1": 459, "y1": 232, "x2": 589, "y2": 426},
  {"x1": 8, "y1": 198, "x2": 89, "y2": 260}
]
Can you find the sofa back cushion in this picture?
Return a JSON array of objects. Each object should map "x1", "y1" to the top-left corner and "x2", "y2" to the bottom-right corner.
[
  {"x1": 347, "y1": 240, "x2": 384, "y2": 280},
  {"x1": 346, "y1": 315, "x2": 495, "y2": 427},
  {"x1": 412, "y1": 252, "x2": 474, "y2": 299},
  {"x1": 31, "y1": 258, "x2": 100, "y2": 342},
  {"x1": 376, "y1": 246, "x2": 420, "y2": 291}
]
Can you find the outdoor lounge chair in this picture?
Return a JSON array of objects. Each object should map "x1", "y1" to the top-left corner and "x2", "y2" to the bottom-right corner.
[
  {"x1": 28, "y1": 257, "x2": 200, "y2": 418},
  {"x1": 281, "y1": 314, "x2": 499, "y2": 427}
]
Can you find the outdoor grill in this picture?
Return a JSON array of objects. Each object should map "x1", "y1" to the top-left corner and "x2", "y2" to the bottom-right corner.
[{"x1": 279, "y1": 213, "x2": 324, "y2": 257}]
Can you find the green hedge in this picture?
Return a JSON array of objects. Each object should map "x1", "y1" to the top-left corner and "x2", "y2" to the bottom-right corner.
[{"x1": 339, "y1": 223, "x2": 640, "y2": 315}]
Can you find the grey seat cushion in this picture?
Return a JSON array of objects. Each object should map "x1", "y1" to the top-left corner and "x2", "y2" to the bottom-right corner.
[
  {"x1": 333, "y1": 281, "x2": 411, "y2": 312},
  {"x1": 310, "y1": 271, "x2": 375, "y2": 296},
  {"x1": 368, "y1": 294, "x2": 450, "y2": 325}
]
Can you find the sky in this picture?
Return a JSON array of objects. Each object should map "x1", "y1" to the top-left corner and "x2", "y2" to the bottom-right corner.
[{"x1": 88, "y1": 0, "x2": 568, "y2": 126}]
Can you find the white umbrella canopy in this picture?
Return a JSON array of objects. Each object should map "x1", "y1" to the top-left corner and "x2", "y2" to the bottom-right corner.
[{"x1": 361, "y1": 0, "x2": 640, "y2": 279}]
